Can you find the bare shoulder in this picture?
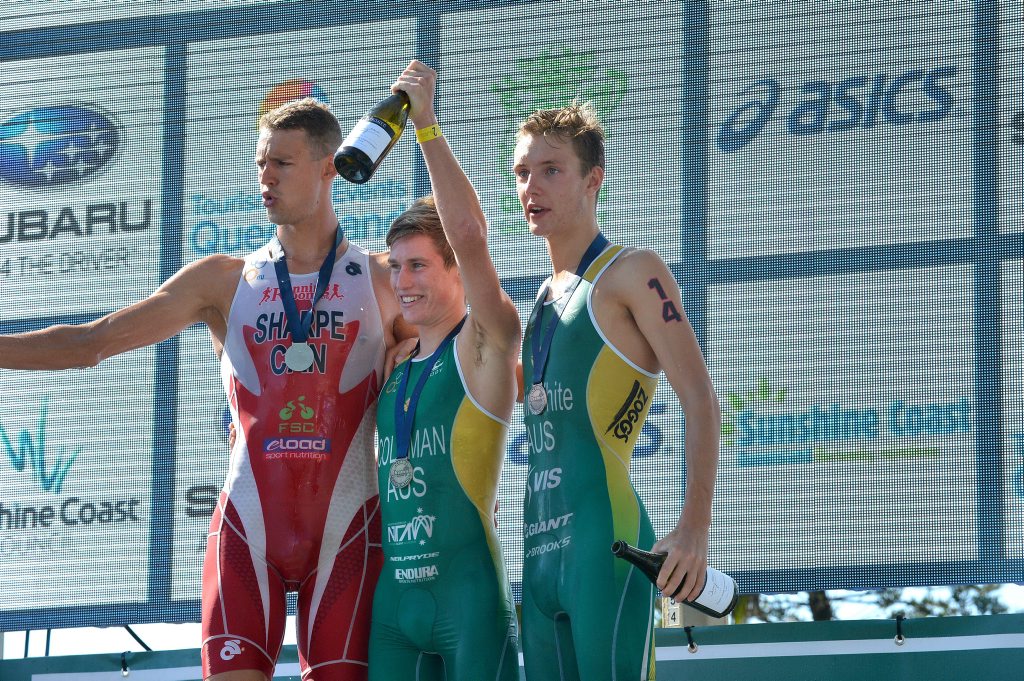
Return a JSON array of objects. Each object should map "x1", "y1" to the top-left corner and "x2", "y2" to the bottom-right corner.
[
  {"x1": 602, "y1": 247, "x2": 672, "y2": 297},
  {"x1": 172, "y1": 253, "x2": 245, "y2": 290},
  {"x1": 609, "y1": 247, "x2": 668, "y2": 274},
  {"x1": 368, "y1": 249, "x2": 412, "y2": 344},
  {"x1": 367, "y1": 250, "x2": 392, "y2": 283},
  {"x1": 364, "y1": 249, "x2": 391, "y2": 290},
  {"x1": 161, "y1": 253, "x2": 245, "y2": 318},
  {"x1": 197, "y1": 252, "x2": 246, "y2": 275}
]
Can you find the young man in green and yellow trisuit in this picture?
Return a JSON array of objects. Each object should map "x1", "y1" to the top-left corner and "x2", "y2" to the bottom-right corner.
[
  {"x1": 369, "y1": 60, "x2": 521, "y2": 681},
  {"x1": 514, "y1": 102, "x2": 722, "y2": 681}
]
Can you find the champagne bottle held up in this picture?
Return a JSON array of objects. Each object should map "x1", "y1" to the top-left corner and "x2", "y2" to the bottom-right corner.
[
  {"x1": 334, "y1": 90, "x2": 410, "y2": 184},
  {"x1": 611, "y1": 540, "x2": 738, "y2": 619}
]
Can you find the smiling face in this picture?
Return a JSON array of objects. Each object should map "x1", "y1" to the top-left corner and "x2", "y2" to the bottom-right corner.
[
  {"x1": 388, "y1": 233, "x2": 465, "y2": 331},
  {"x1": 255, "y1": 127, "x2": 334, "y2": 228},
  {"x1": 513, "y1": 132, "x2": 604, "y2": 238}
]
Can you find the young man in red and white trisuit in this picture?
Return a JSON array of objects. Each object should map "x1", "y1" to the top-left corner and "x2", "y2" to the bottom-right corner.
[{"x1": 0, "y1": 98, "x2": 410, "y2": 681}]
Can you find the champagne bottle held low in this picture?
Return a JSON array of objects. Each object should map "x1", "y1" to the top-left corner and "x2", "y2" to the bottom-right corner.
[
  {"x1": 334, "y1": 90, "x2": 410, "y2": 184},
  {"x1": 611, "y1": 540, "x2": 738, "y2": 619}
]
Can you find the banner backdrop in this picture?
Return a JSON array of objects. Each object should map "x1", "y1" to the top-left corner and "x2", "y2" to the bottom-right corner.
[
  {"x1": 0, "y1": 46, "x2": 165, "y2": 618},
  {"x1": 171, "y1": 17, "x2": 416, "y2": 602},
  {"x1": 1, "y1": 1, "x2": 1020, "y2": 631}
]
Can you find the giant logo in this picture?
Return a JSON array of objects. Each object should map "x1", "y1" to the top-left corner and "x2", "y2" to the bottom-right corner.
[
  {"x1": 717, "y1": 65, "x2": 957, "y2": 152},
  {"x1": 0, "y1": 105, "x2": 120, "y2": 188}
]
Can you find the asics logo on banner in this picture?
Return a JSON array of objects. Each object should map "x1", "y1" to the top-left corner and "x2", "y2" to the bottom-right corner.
[
  {"x1": 0, "y1": 105, "x2": 119, "y2": 188},
  {"x1": 717, "y1": 65, "x2": 957, "y2": 152},
  {"x1": 220, "y1": 639, "x2": 243, "y2": 660},
  {"x1": 717, "y1": 78, "x2": 780, "y2": 152},
  {"x1": 387, "y1": 510, "x2": 436, "y2": 545}
]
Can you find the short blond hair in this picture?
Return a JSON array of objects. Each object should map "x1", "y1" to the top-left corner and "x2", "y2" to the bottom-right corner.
[
  {"x1": 517, "y1": 100, "x2": 605, "y2": 175},
  {"x1": 258, "y1": 97, "x2": 341, "y2": 159}
]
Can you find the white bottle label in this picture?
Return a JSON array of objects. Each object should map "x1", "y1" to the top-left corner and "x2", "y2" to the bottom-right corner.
[
  {"x1": 341, "y1": 118, "x2": 391, "y2": 164},
  {"x1": 692, "y1": 566, "x2": 736, "y2": 615}
]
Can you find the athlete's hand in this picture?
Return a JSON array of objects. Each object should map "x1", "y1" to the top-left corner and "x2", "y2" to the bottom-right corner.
[
  {"x1": 651, "y1": 523, "x2": 710, "y2": 603},
  {"x1": 385, "y1": 337, "x2": 420, "y2": 380},
  {"x1": 392, "y1": 59, "x2": 437, "y2": 131}
]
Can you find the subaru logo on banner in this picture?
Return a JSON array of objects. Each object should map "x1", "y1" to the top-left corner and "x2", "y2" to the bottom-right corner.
[{"x1": 0, "y1": 105, "x2": 120, "y2": 188}]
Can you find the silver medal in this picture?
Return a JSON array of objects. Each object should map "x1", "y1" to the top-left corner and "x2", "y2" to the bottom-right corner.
[
  {"x1": 527, "y1": 383, "x2": 548, "y2": 416},
  {"x1": 389, "y1": 458, "x2": 414, "y2": 488},
  {"x1": 285, "y1": 342, "x2": 315, "y2": 371}
]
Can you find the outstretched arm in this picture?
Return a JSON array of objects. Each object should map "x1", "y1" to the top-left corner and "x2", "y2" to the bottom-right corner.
[
  {"x1": 612, "y1": 249, "x2": 721, "y2": 603},
  {"x1": 392, "y1": 60, "x2": 521, "y2": 358},
  {"x1": 0, "y1": 255, "x2": 238, "y2": 370}
]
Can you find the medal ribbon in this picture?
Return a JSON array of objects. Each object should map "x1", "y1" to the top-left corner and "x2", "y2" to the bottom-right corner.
[
  {"x1": 393, "y1": 316, "x2": 467, "y2": 462},
  {"x1": 529, "y1": 232, "x2": 609, "y2": 388},
  {"x1": 271, "y1": 227, "x2": 344, "y2": 346}
]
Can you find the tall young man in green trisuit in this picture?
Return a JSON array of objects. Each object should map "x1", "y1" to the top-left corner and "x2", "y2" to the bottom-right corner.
[
  {"x1": 369, "y1": 60, "x2": 521, "y2": 681},
  {"x1": 514, "y1": 103, "x2": 722, "y2": 681}
]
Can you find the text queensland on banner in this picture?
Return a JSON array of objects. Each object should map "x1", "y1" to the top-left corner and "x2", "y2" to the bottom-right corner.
[{"x1": 186, "y1": 180, "x2": 411, "y2": 258}]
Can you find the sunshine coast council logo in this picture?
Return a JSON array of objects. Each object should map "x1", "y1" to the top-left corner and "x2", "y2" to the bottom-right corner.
[
  {"x1": 723, "y1": 378, "x2": 968, "y2": 467},
  {"x1": 0, "y1": 397, "x2": 80, "y2": 494},
  {"x1": 720, "y1": 377, "x2": 788, "y2": 449}
]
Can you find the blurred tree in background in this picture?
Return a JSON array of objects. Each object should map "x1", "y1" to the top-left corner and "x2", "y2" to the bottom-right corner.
[{"x1": 732, "y1": 585, "x2": 1010, "y2": 623}]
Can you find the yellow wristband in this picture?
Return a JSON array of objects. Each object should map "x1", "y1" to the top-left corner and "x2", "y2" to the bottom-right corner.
[{"x1": 416, "y1": 124, "x2": 442, "y2": 143}]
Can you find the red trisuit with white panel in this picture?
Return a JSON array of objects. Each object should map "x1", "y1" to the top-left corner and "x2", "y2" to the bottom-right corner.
[{"x1": 201, "y1": 238, "x2": 384, "y2": 680}]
